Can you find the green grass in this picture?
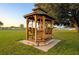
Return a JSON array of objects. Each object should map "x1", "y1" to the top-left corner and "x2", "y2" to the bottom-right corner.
[{"x1": 0, "y1": 30, "x2": 79, "y2": 55}]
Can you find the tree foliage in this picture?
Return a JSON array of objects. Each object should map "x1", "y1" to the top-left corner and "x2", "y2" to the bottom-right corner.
[
  {"x1": 0, "y1": 21, "x2": 3, "y2": 27},
  {"x1": 35, "y1": 3, "x2": 79, "y2": 23},
  {"x1": 20, "y1": 24, "x2": 24, "y2": 29},
  {"x1": 35, "y1": 3, "x2": 79, "y2": 32}
]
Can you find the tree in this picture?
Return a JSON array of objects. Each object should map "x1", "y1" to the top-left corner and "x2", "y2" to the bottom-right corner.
[
  {"x1": 0, "y1": 21, "x2": 3, "y2": 27},
  {"x1": 35, "y1": 3, "x2": 70, "y2": 25},
  {"x1": 20, "y1": 24, "x2": 24, "y2": 29},
  {"x1": 69, "y1": 4, "x2": 79, "y2": 33},
  {"x1": 35, "y1": 3, "x2": 79, "y2": 32}
]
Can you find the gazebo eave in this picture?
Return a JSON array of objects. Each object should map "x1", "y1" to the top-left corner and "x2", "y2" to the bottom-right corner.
[{"x1": 24, "y1": 13, "x2": 55, "y2": 20}]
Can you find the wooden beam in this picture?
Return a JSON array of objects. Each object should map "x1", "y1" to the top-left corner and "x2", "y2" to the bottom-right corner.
[
  {"x1": 42, "y1": 16, "x2": 45, "y2": 41},
  {"x1": 34, "y1": 15, "x2": 37, "y2": 42},
  {"x1": 26, "y1": 17, "x2": 28, "y2": 40},
  {"x1": 40, "y1": 17, "x2": 42, "y2": 31},
  {"x1": 52, "y1": 20, "x2": 54, "y2": 38},
  {"x1": 32, "y1": 20, "x2": 33, "y2": 39}
]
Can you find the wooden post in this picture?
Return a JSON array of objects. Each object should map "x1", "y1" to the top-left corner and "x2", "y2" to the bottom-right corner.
[
  {"x1": 40, "y1": 18, "x2": 41, "y2": 31},
  {"x1": 32, "y1": 20, "x2": 33, "y2": 39},
  {"x1": 42, "y1": 16, "x2": 45, "y2": 41},
  {"x1": 40, "y1": 17, "x2": 42, "y2": 31},
  {"x1": 34, "y1": 15, "x2": 37, "y2": 42},
  {"x1": 51, "y1": 20, "x2": 54, "y2": 38},
  {"x1": 26, "y1": 17, "x2": 28, "y2": 40}
]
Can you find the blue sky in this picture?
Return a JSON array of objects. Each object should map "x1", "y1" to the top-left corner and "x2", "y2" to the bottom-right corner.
[{"x1": 0, "y1": 3, "x2": 34, "y2": 27}]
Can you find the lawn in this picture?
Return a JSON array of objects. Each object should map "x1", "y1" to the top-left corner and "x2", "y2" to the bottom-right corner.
[{"x1": 0, "y1": 29, "x2": 79, "y2": 55}]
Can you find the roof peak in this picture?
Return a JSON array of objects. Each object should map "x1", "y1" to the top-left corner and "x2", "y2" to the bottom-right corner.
[{"x1": 32, "y1": 6, "x2": 47, "y2": 13}]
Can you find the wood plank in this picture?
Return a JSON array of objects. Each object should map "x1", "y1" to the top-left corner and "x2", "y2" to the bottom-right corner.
[
  {"x1": 34, "y1": 15, "x2": 37, "y2": 42},
  {"x1": 42, "y1": 16, "x2": 45, "y2": 41},
  {"x1": 26, "y1": 17, "x2": 28, "y2": 40}
]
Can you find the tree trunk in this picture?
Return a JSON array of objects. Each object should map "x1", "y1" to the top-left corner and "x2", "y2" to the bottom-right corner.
[
  {"x1": 77, "y1": 26, "x2": 79, "y2": 33},
  {"x1": 74, "y1": 23, "x2": 79, "y2": 33}
]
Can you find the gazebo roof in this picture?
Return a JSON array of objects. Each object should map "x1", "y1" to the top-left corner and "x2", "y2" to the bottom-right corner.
[{"x1": 24, "y1": 7, "x2": 55, "y2": 20}]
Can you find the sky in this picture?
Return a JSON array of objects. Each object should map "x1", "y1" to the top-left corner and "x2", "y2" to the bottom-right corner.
[{"x1": 0, "y1": 3, "x2": 34, "y2": 27}]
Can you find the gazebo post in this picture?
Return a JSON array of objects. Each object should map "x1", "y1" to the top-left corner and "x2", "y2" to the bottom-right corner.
[
  {"x1": 40, "y1": 17, "x2": 42, "y2": 31},
  {"x1": 34, "y1": 15, "x2": 37, "y2": 42},
  {"x1": 52, "y1": 20, "x2": 54, "y2": 38},
  {"x1": 42, "y1": 16, "x2": 45, "y2": 41},
  {"x1": 32, "y1": 20, "x2": 33, "y2": 39},
  {"x1": 26, "y1": 17, "x2": 28, "y2": 40}
]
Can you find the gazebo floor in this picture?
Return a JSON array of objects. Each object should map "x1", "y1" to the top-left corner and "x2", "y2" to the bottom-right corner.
[{"x1": 19, "y1": 39, "x2": 61, "y2": 52}]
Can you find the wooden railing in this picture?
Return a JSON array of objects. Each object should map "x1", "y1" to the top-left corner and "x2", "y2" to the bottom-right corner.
[{"x1": 45, "y1": 28, "x2": 52, "y2": 34}]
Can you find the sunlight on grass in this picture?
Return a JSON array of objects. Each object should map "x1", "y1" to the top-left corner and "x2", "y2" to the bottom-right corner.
[{"x1": 0, "y1": 30, "x2": 79, "y2": 55}]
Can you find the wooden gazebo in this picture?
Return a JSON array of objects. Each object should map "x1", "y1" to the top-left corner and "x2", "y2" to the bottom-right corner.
[{"x1": 24, "y1": 7, "x2": 55, "y2": 46}]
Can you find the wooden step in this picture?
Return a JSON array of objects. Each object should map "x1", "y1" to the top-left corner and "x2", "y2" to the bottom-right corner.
[{"x1": 45, "y1": 39, "x2": 55, "y2": 45}]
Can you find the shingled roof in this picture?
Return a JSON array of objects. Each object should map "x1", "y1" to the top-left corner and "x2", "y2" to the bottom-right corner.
[{"x1": 24, "y1": 7, "x2": 55, "y2": 20}]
